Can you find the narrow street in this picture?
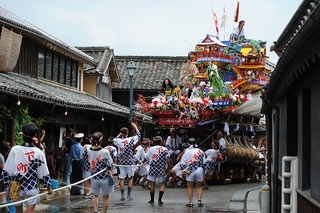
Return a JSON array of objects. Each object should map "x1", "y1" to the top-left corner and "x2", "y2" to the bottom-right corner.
[{"x1": 35, "y1": 180, "x2": 261, "y2": 213}]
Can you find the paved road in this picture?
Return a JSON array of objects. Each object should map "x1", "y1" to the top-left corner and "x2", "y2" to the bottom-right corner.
[{"x1": 35, "y1": 180, "x2": 261, "y2": 213}]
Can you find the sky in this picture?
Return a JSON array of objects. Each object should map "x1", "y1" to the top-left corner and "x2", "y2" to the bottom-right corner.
[{"x1": 1, "y1": 0, "x2": 302, "y2": 63}]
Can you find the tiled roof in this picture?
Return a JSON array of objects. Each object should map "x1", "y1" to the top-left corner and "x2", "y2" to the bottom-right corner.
[
  {"x1": 114, "y1": 56, "x2": 187, "y2": 90},
  {"x1": 114, "y1": 56, "x2": 275, "y2": 91},
  {"x1": 77, "y1": 46, "x2": 112, "y2": 74},
  {"x1": 0, "y1": 72, "x2": 150, "y2": 120},
  {"x1": 0, "y1": 6, "x2": 97, "y2": 65},
  {"x1": 77, "y1": 46, "x2": 120, "y2": 82},
  {"x1": 267, "y1": 0, "x2": 320, "y2": 102}
]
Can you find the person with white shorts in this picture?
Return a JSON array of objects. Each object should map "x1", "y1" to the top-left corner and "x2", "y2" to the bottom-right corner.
[
  {"x1": 179, "y1": 137, "x2": 205, "y2": 208},
  {"x1": 0, "y1": 122, "x2": 52, "y2": 213},
  {"x1": 146, "y1": 136, "x2": 170, "y2": 205},
  {"x1": 113, "y1": 123, "x2": 141, "y2": 201},
  {"x1": 86, "y1": 132, "x2": 114, "y2": 213},
  {"x1": 203, "y1": 140, "x2": 221, "y2": 190},
  {"x1": 82, "y1": 135, "x2": 92, "y2": 199}
]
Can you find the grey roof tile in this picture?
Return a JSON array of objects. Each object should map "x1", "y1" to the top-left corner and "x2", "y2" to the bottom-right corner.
[
  {"x1": 0, "y1": 6, "x2": 97, "y2": 65},
  {"x1": 0, "y1": 72, "x2": 150, "y2": 120},
  {"x1": 77, "y1": 46, "x2": 113, "y2": 74},
  {"x1": 114, "y1": 56, "x2": 187, "y2": 90}
]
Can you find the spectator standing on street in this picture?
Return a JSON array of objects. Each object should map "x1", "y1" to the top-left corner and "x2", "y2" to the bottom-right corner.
[
  {"x1": 45, "y1": 129, "x2": 56, "y2": 178},
  {"x1": 146, "y1": 136, "x2": 170, "y2": 204},
  {"x1": 113, "y1": 123, "x2": 141, "y2": 201},
  {"x1": 62, "y1": 127, "x2": 76, "y2": 185},
  {"x1": 87, "y1": 132, "x2": 114, "y2": 213},
  {"x1": 1, "y1": 141, "x2": 11, "y2": 161},
  {"x1": 179, "y1": 137, "x2": 205, "y2": 207},
  {"x1": 70, "y1": 133, "x2": 84, "y2": 195},
  {"x1": 0, "y1": 143, "x2": 6, "y2": 193},
  {"x1": 0, "y1": 122, "x2": 52, "y2": 213}
]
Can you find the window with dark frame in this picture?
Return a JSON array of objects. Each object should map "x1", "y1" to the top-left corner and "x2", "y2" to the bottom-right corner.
[{"x1": 37, "y1": 48, "x2": 78, "y2": 88}]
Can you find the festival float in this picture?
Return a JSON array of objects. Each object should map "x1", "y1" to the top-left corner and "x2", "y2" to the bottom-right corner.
[{"x1": 136, "y1": 34, "x2": 271, "y2": 183}]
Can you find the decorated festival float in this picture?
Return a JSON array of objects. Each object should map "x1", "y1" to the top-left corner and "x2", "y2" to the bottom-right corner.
[{"x1": 135, "y1": 33, "x2": 271, "y2": 183}]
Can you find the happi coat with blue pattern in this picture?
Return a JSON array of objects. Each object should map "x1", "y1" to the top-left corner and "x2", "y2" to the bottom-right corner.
[
  {"x1": 87, "y1": 147, "x2": 113, "y2": 180},
  {"x1": 0, "y1": 144, "x2": 51, "y2": 190},
  {"x1": 114, "y1": 133, "x2": 141, "y2": 166},
  {"x1": 179, "y1": 146, "x2": 205, "y2": 173},
  {"x1": 146, "y1": 145, "x2": 170, "y2": 177}
]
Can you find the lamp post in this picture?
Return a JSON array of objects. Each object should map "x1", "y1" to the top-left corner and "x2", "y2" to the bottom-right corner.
[{"x1": 127, "y1": 60, "x2": 136, "y2": 125}]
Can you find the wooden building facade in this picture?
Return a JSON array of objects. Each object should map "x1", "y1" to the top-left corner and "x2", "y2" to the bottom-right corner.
[{"x1": 265, "y1": 1, "x2": 320, "y2": 212}]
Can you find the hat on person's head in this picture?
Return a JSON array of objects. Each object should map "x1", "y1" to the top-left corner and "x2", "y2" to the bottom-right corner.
[
  {"x1": 74, "y1": 133, "x2": 84, "y2": 138},
  {"x1": 199, "y1": 81, "x2": 206, "y2": 87}
]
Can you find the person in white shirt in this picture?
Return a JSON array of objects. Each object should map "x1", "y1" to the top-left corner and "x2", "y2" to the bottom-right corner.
[
  {"x1": 146, "y1": 136, "x2": 170, "y2": 205},
  {"x1": 0, "y1": 122, "x2": 52, "y2": 213},
  {"x1": 133, "y1": 138, "x2": 150, "y2": 189},
  {"x1": 215, "y1": 130, "x2": 227, "y2": 161},
  {"x1": 229, "y1": 20, "x2": 245, "y2": 42},
  {"x1": 203, "y1": 140, "x2": 221, "y2": 190},
  {"x1": 165, "y1": 128, "x2": 182, "y2": 164},
  {"x1": 87, "y1": 132, "x2": 114, "y2": 213},
  {"x1": 113, "y1": 123, "x2": 141, "y2": 201},
  {"x1": 179, "y1": 138, "x2": 205, "y2": 207}
]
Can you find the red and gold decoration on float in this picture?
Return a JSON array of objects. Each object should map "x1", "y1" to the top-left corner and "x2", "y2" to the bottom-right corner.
[{"x1": 135, "y1": 34, "x2": 270, "y2": 128}]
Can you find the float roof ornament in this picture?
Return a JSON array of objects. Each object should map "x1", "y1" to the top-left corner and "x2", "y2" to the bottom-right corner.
[{"x1": 197, "y1": 34, "x2": 227, "y2": 47}]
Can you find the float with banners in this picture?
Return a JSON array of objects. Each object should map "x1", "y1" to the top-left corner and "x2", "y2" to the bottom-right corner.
[{"x1": 135, "y1": 34, "x2": 270, "y2": 183}]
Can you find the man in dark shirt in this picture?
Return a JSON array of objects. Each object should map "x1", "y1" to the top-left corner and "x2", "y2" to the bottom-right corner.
[{"x1": 62, "y1": 127, "x2": 76, "y2": 185}]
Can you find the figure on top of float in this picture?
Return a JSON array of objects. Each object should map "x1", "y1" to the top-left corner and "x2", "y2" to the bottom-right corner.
[
  {"x1": 229, "y1": 20, "x2": 245, "y2": 42},
  {"x1": 180, "y1": 59, "x2": 198, "y2": 95},
  {"x1": 161, "y1": 78, "x2": 181, "y2": 103},
  {"x1": 206, "y1": 60, "x2": 223, "y2": 91}
]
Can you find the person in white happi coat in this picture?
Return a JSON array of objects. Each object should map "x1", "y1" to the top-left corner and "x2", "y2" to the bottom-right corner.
[
  {"x1": 229, "y1": 20, "x2": 245, "y2": 41},
  {"x1": 133, "y1": 138, "x2": 150, "y2": 189},
  {"x1": 146, "y1": 136, "x2": 170, "y2": 205},
  {"x1": 202, "y1": 140, "x2": 221, "y2": 190},
  {"x1": 165, "y1": 128, "x2": 182, "y2": 165},
  {"x1": 104, "y1": 136, "x2": 118, "y2": 175},
  {"x1": 81, "y1": 134, "x2": 93, "y2": 199},
  {"x1": 0, "y1": 122, "x2": 52, "y2": 213},
  {"x1": 87, "y1": 132, "x2": 114, "y2": 213},
  {"x1": 113, "y1": 123, "x2": 141, "y2": 201},
  {"x1": 213, "y1": 129, "x2": 227, "y2": 161},
  {"x1": 179, "y1": 137, "x2": 205, "y2": 207}
]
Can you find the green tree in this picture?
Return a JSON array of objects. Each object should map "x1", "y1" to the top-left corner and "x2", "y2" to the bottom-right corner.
[{"x1": 0, "y1": 104, "x2": 43, "y2": 145}]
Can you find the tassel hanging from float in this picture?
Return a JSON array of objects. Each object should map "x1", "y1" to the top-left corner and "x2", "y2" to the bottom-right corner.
[{"x1": 224, "y1": 122, "x2": 230, "y2": 135}]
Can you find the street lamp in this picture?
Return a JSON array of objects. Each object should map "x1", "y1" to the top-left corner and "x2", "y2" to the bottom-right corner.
[{"x1": 127, "y1": 60, "x2": 136, "y2": 124}]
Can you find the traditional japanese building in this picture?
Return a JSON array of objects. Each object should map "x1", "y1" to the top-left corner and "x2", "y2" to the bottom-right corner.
[
  {"x1": 0, "y1": 6, "x2": 149, "y2": 145},
  {"x1": 265, "y1": 1, "x2": 320, "y2": 212}
]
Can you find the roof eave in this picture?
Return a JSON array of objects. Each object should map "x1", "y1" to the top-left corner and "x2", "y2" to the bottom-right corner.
[{"x1": 0, "y1": 20, "x2": 97, "y2": 66}]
